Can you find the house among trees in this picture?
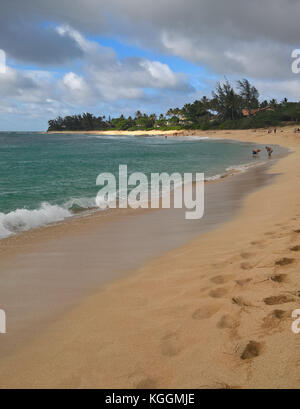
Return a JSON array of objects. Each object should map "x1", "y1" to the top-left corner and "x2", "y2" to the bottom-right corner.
[{"x1": 48, "y1": 79, "x2": 297, "y2": 132}]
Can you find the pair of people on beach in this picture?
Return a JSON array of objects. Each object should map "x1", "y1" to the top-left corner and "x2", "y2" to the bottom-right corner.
[{"x1": 252, "y1": 146, "x2": 273, "y2": 158}]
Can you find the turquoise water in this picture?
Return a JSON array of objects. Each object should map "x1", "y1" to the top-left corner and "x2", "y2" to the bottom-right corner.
[{"x1": 0, "y1": 132, "x2": 276, "y2": 238}]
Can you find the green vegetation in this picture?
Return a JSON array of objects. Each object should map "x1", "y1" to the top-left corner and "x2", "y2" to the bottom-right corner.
[{"x1": 48, "y1": 79, "x2": 300, "y2": 132}]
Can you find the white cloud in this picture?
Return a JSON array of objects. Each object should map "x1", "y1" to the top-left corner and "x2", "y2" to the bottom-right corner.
[
  {"x1": 62, "y1": 72, "x2": 85, "y2": 91},
  {"x1": 1, "y1": 0, "x2": 300, "y2": 81},
  {"x1": 57, "y1": 26, "x2": 192, "y2": 102},
  {"x1": 253, "y1": 79, "x2": 300, "y2": 101},
  {"x1": 0, "y1": 26, "x2": 193, "y2": 129},
  {"x1": 1, "y1": 1, "x2": 300, "y2": 129}
]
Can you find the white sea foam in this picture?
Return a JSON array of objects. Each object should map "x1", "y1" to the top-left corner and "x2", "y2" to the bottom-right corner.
[
  {"x1": 205, "y1": 174, "x2": 224, "y2": 181},
  {"x1": 205, "y1": 160, "x2": 267, "y2": 182},
  {"x1": 184, "y1": 136, "x2": 211, "y2": 140},
  {"x1": 0, "y1": 202, "x2": 72, "y2": 239},
  {"x1": 226, "y1": 160, "x2": 267, "y2": 173},
  {"x1": 64, "y1": 196, "x2": 97, "y2": 210},
  {"x1": 0, "y1": 159, "x2": 267, "y2": 239}
]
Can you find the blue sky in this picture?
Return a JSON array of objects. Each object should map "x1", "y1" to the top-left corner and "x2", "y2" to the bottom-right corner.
[{"x1": 0, "y1": 0, "x2": 299, "y2": 131}]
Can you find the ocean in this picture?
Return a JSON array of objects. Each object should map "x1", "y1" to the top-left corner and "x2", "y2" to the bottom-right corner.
[{"x1": 0, "y1": 132, "x2": 276, "y2": 238}]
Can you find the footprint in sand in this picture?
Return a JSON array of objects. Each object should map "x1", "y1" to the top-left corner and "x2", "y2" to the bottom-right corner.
[
  {"x1": 270, "y1": 274, "x2": 287, "y2": 283},
  {"x1": 210, "y1": 275, "x2": 233, "y2": 285},
  {"x1": 290, "y1": 245, "x2": 300, "y2": 252},
  {"x1": 275, "y1": 257, "x2": 295, "y2": 266},
  {"x1": 240, "y1": 252, "x2": 253, "y2": 259},
  {"x1": 209, "y1": 287, "x2": 228, "y2": 298},
  {"x1": 236, "y1": 278, "x2": 252, "y2": 287},
  {"x1": 232, "y1": 296, "x2": 252, "y2": 307},
  {"x1": 250, "y1": 240, "x2": 265, "y2": 248},
  {"x1": 263, "y1": 294, "x2": 295, "y2": 305},
  {"x1": 136, "y1": 377, "x2": 158, "y2": 389},
  {"x1": 192, "y1": 304, "x2": 221, "y2": 320},
  {"x1": 240, "y1": 341, "x2": 262, "y2": 360},
  {"x1": 217, "y1": 314, "x2": 239, "y2": 330},
  {"x1": 261, "y1": 309, "x2": 288, "y2": 332},
  {"x1": 160, "y1": 333, "x2": 182, "y2": 357},
  {"x1": 240, "y1": 262, "x2": 253, "y2": 270}
]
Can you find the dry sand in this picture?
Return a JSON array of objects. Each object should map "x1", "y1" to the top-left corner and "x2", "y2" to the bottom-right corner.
[{"x1": 1, "y1": 126, "x2": 300, "y2": 388}]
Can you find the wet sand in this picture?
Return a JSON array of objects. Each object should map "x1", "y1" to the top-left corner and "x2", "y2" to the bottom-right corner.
[
  {"x1": 0, "y1": 126, "x2": 300, "y2": 388},
  {"x1": 0, "y1": 160, "x2": 276, "y2": 360}
]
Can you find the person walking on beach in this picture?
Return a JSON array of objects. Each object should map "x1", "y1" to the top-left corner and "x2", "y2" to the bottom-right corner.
[{"x1": 265, "y1": 146, "x2": 273, "y2": 158}]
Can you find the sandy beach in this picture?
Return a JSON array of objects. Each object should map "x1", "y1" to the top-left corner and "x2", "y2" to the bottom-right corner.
[{"x1": 0, "y1": 126, "x2": 300, "y2": 388}]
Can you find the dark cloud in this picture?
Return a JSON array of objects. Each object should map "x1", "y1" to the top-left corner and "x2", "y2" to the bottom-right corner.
[
  {"x1": 0, "y1": 0, "x2": 300, "y2": 130},
  {"x1": 0, "y1": 1, "x2": 299, "y2": 76},
  {"x1": 0, "y1": 21, "x2": 83, "y2": 65}
]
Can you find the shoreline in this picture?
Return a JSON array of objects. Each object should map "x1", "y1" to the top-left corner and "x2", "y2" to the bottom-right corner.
[
  {"x1": 45, "y1": 126, "x2": 291, "y2": 139},
  {"x1": 0, "y1": 133, "x2": 277, "y2": 242},
  {"x1": 0, "y1": 126, "x2": 300, "y2": 388},
  {"x1": 47, "y1": 129, "x2": 187, "y2": 136},
  {"x1": 0, "y1": 158, "x2": 275, "y2": 360}
]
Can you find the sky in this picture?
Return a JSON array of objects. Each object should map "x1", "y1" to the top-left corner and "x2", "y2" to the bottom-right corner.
[{"x1": 0, "y1": 0, "x2": 300, "y2": 131}]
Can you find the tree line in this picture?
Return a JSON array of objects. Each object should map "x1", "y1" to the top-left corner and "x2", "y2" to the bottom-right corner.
[{"x1": 48, "y1": 79, "x2": 300, "y2": 131}]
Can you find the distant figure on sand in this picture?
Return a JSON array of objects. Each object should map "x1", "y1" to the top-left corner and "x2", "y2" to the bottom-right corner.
[
  {"x1": 252, "y1": 149, "x2": 261, "y2": 157},
  {"x1": 274, "y1": 128, "x2": 277, "y2": 134},
  {"x1": 265, "y1": 146, "x2": 273, "y2": 158}
]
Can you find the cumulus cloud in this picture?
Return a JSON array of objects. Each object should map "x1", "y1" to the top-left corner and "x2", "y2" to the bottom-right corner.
[
  {"x1": 0, "y1": 1, "x2": 300, "y2": 129},
  {"x1": 57, "y1": 25, "x2": 192, "y2": 102},
  {"x1": 0, "y1": 67, "x2": 56, "y2": 102},
  {"x1": 0, "y1": 25, "x2": 193, "y2": 129},
  {"x1": 0, "y1": 1, "x2": 299, "y2": 77},
  {"x1": 2, "y1": 1, "x2": 298, "y2": 78}
]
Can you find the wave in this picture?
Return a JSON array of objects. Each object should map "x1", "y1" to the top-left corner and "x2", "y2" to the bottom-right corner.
[
  {"x1": 226, "y1": 160, "x2": 267, "y2": 173},
  {"x1": 86, "y1": 134, "x2": 134, "y2": 141},
  {"x1": 0, "y1": 159, "x2": 267, "y2": 239},
  {"x1": 0, "y1": 194, "x2": 109, "y2": 239},
  {"x1": 0, "y1": 202, "x2": 72, "y2": 239},
  {"x1": 0, "y1": 180, "x2": 185, "y2": 239},
  {"x1": 205, "y1": 160, "x2": 267, "y2": 181},
  {"x1": 64, "y1": 196, "x2": 97, "y2": 210}
]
